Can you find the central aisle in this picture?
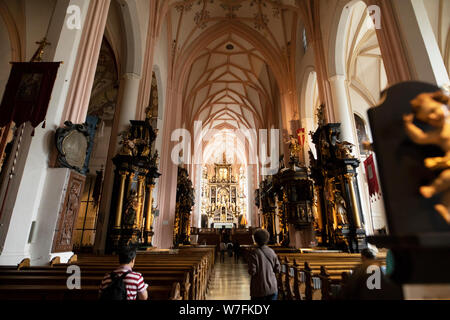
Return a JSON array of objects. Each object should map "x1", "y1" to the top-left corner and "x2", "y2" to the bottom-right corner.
[{"x1": 206, "y1": 255, "x2": 251, "y2": 300}]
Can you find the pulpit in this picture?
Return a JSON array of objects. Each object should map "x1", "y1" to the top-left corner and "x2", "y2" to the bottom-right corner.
[{"x1": 277, "y1": 166, "x2": 315, "y2": 247}]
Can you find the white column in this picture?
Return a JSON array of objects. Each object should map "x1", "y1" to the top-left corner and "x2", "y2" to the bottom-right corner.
[
  {"x1": 152, "y1": 88, "x2": 183, "y2": 249},
  {"x1": 117, "y1": 73, "x2": 142, "y2": 137},
  {"x1": 393, "y1": 0, "x2": 450, "y2": 86},
  {"x1": 329, "y1": 75, "x2": 357, "y2": 144},
  {"x1": 94, "y1": 72, "x2": 142, "y2": 253},
  {"x1": 329, "y1": 76, "x2": 375, "y2": 236}
]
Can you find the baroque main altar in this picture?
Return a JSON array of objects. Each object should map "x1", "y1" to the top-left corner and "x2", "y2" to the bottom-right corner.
[{"x1": 200, "y1": 154, "x2": 248, "y2": 229}]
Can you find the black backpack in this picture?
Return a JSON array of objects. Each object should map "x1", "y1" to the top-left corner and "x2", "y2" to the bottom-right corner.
[{"x1": 100, "y1": 271, "x2": 130, "y2": 300}]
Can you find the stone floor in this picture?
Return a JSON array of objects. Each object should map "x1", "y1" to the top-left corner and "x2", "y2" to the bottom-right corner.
[{"x1": 205, "y1": 254, "x2": 251, "y2": 300}]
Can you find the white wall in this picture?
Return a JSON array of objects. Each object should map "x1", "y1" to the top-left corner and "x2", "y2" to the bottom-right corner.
[{"x1": 0, "y1": 0, "x2": 91, "y2": 265}]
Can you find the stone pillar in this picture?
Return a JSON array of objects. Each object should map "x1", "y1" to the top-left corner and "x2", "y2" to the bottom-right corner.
[
  {"x1": 0, "y1": 0, "x2": 102, "y2": 265},
  {"x1": 116, "y1": 73, "x2": 142, "y2": 137},
  {"x1": 392, "y1": 0, "x2": 450, "y2": 86},
  {"x1": 93, "y1": 72, "x2": 142, "y2": 253},
  {"x1": 62, "y1": 0, "x2": 111, "y2": 124},
  {"x1": 328, "y1": 75, "x2": 356, "y2": 145},
  {"x1": 152, "y1": 88, "x2": 183, "y2": 249}
]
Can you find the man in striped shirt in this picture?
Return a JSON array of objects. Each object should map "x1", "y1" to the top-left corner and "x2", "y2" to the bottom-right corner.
[{"x1": 100, "y1": 246, "x2": 148, "y2": 300}]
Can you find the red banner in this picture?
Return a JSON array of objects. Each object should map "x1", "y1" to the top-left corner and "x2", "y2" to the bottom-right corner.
[
  {"x1": 364, "y1": 154, "x2": 381, "y2": 201},
  {"x1": 0, "y1": 62, "x2": 60, "y2": 129},
  {"x1": 296, "y1": 128, "x2": 306, "y2": 147}
]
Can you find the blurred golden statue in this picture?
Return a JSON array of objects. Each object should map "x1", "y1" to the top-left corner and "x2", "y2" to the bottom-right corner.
[
  {"x1": 285, "y1": 135, "x2": 301, "y2": 159},
  {"x1": 403, "y1": 90, "x2": 450, "y2": 223}
]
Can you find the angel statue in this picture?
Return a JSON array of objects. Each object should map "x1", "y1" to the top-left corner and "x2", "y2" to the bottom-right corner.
[
  {"x1": 335, "y1": 141, "x2": 355, "y2": 159},
  {"x1": 118, "y1": 131, "x2": 137, "y2": 156}
]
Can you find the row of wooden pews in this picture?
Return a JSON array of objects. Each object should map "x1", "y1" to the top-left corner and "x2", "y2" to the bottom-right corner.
[
  {"x1": 0, "y1": 246, "x2": 215, "y2": 301},
  {"x1": 274, "y1": 250, "x2": 386, "y2": 300}
]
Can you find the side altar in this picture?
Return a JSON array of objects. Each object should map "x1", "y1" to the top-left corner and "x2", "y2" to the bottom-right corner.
[{"x1": 106, "y1": 109, "x2": 161, "y2": 253}]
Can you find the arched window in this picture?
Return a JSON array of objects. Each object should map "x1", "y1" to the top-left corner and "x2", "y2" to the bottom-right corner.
[{"x1": 302, "y1": 28, "x2": 308, "y2": 53}]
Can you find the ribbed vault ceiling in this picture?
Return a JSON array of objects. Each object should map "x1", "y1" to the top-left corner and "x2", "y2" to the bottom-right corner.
[{"x1": 166, "y1": 0, "x2": 301, "y2": 163}]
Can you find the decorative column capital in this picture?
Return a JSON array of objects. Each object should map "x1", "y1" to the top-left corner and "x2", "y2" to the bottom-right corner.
[{"x1": 122, "y1": 72, "x2": 141, "y2": 81}]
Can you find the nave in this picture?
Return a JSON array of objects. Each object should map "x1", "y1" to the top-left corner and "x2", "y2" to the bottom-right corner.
[
  {"x1": 0, "y1": 0, "x2": 449, "y2": 301},
  {"x1": 205, "y1": 256, "x2": 251, "y2": 301}
]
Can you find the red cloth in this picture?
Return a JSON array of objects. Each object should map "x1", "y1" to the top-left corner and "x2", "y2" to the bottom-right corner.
[
  {"x1": 296, "y1": 128, "x2": 306, "y2": 146},
  {"x1": 364, "y1": 154, "x2": 381, "y2": 201},
  {"x1": 0, "y1": 62, "x2": 60, "y2": 128}
]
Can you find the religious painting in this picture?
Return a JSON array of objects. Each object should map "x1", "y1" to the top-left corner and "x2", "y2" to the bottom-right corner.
[
  {"x1": 0, "y1": 62, "x2": 60, "y2": 129},
  {"x1": 16, "y1": 73, "x2": 43, "y2": 102}
]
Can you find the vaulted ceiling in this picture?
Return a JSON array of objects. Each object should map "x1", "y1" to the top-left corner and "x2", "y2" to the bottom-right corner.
[
  {"x1": 165, "y1": 0, "x2": 303, "y2": 163},
  {"x1": 183, "y1": 32, "x2": 277, "y2": 132}
]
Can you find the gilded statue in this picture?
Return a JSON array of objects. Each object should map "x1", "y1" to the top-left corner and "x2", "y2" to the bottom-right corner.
[
  {"x1": 403, "y1": 90, "x2": 450, "y2": 223},
  {"x1": 123, "y1": 191, "x2": 139, "y2": 227},
  {"x1": 334, "y1": 191, "x2": 349, "y2": 225},
  {"x1": 118, "y1": 131, "x2": 137, "y2": 156},
  {"x1": 335, "y1": 141, "x2": 354, "y2": 159},
  {"x1": 285, "y1": 134, "x2": 301, "y2": 160}
]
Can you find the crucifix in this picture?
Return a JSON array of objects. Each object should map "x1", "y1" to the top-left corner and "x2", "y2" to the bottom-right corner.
[{"x1": 31, "y1": 38, "x2": 51, "y2": 62}]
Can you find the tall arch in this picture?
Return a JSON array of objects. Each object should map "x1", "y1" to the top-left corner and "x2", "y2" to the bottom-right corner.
[
  {"x1": 329, "y1": 0, "x2": 388, "y2": 235},
  {"x1": 423, "y1": 0, "x2": 450, "y2": 78},
  {"x1": 116, "y1": 0, "x2": 143, "y2": 76},
  {"x1": 0, "y1": 0, "x2": 22, "y2": 62}
]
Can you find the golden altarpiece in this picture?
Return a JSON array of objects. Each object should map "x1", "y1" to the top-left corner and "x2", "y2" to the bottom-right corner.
[
  {"x1": 106, "y1": 109, "x2": 160, "y2": 253},
  {"x1": 201, "y1": 154, "x2": 247, "y2": 228}
]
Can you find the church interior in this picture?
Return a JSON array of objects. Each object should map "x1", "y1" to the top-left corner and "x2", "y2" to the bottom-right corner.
[{"x1": 0, "y1": 0, "x2": 449, "y2": 301}]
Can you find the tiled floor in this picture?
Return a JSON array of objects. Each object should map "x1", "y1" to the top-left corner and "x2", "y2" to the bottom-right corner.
[{"x1": 206, "y1": 254, "x2": 251, "y2": 300}]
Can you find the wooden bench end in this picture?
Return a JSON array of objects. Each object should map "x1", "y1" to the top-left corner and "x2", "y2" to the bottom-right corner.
[
  {"x1": 50, "y1": 256, "x2": 61, "y2": 267},
  {"x1": 17, "y1": 258, "x2": 31, "y2": 270}
]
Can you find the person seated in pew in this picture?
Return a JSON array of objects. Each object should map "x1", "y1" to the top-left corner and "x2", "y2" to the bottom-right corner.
[
  {"x1": 100, "y1": 246, "x2": 149, "y2": 301},
  {"x1": 248, "y1": 229, "x2": 281, "y2": 301}
]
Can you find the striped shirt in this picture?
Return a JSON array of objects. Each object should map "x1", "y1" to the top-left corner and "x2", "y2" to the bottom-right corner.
[{"x1": 100, "y1": 266, "x2": 148, "y2": 300}]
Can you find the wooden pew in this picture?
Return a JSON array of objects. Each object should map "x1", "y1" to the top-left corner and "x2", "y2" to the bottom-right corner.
[
  {"x1": 0, "y1": 247, "x2": 215, "y2": 301},
  {"x1": 275, "y1": 252, "x2": 386, "y2": 300},
  {"x1": 0, "y1": 283, "x2": 182, "y2": 300}
]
